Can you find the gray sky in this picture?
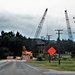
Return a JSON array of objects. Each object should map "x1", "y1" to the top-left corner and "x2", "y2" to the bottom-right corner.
[{"x1": 0, "y1": 0, "x2": 75, "y2": 40}]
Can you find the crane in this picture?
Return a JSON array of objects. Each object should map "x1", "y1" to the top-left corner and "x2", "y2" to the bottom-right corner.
[
  {"x1": 34, "y1": 8, "x2": 48, "y2": 38},
  {"x1": 65, "y1": 10, "x2": 73, "y2": 41}
]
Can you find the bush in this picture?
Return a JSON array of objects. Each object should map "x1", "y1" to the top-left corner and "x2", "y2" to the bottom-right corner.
[
  {"x1": 37, "y1": 54, "x2": 43, "y2": 61},
  {"x1": 71, "y1": 50, "x2": 75, "y2": 58}
]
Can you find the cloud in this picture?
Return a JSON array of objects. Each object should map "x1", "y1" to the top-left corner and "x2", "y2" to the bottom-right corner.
[
  {"x1": 0, "y1": 11, "x2": 75, "y2": 40},
  {"x1": 0, "y1": 12, "x2": 38, "y2": 37}
]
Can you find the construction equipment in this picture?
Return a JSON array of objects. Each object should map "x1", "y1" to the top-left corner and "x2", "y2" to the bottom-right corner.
[
  {"x1": 22, "y1": 51, "x2": 32, "y2": 55},
  {"x1": 34, "y1": 8, "x2": 48, "y2": 38},
  {"x1": 65, "y1": 10, "x2": 73, "y2": 41},
  {"x1": 22, "y1": 46, "x2": 32, "y2": 60},
  {"x1": 22, "y1": 46, "x2": 32, "y2": 55}
]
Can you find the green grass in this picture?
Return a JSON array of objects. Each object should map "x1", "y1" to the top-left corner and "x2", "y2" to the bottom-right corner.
[{"x1": 29, "y1": 60, "x2": 75, "y2": 71}]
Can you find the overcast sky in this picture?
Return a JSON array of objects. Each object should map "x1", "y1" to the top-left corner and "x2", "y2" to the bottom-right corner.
[{"x1": 0, "y1": 0, "x2": 75, "y2": 40}]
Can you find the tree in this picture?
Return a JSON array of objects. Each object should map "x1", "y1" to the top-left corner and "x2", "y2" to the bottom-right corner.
[
  {"x1": 1, "y1": 30, "x2": 4, "y2": 37},
  {"x1": 0, "y1": 47, "x2": 13, "y2": 59}
]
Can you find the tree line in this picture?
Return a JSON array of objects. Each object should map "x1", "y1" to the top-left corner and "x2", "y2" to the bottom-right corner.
[
  {"x1": 0, "y1": 30, "x2": 31, "y2": 59},
  {"x1": 0, "y1": 30, "x2": 75, "y2": 59}
]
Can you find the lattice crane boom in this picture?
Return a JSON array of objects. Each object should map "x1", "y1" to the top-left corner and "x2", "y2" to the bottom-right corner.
[
  {"x1": 34, "y1": 8, "x2": 48, "y2": 38},
  {"x1": 65, "y1": 10, "x2": 73, "y2": 41}
]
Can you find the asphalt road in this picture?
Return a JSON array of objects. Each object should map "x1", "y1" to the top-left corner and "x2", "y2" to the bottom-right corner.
[{"x1": 0, "y1": 60, "x2": 75, "y2": 75}]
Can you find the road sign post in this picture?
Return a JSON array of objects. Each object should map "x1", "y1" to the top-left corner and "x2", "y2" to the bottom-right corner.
[
  {"x1": 48, "y1": 47, "x2": 56, "y2": 63},
  {"x1": 49, "y1": 54, "x2": 51, "y2": 63}
]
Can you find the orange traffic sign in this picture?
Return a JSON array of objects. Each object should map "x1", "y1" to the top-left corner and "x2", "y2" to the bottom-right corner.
[{"x1": 48, "y1": 47, "x2": 56, "y2": 56}]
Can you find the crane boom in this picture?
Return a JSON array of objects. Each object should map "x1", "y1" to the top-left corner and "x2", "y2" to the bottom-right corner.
[
  {"x1": 65, "y1": 10, "x2": 73, "y2": 40},
  {"x1": 34, "y1": 8, "x2": 48, "y2": 38}
]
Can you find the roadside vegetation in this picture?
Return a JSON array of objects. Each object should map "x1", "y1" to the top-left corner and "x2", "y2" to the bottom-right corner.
[
  {"x1": 29, "y1": 59, "x2": 75, "y2": 71},
  {"x1": 29, "y1": 54, "x2": 75, "y2": 71},
  {"x1": 0, "y1": 30, "x2": 75, "y2": 63}
]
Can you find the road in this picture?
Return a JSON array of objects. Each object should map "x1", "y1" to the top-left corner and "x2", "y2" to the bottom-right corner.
[{"x1": 0, "y1": 60, "x2": 75, "y2": 75}]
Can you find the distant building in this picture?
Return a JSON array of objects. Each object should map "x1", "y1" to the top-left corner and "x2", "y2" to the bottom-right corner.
[{"x1": 34, "y1": 39, "x2": 46, "y2": 53}]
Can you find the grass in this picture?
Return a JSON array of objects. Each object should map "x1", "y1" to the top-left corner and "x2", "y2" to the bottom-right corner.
[{"x1": 29, "y1": 60, "x2": 75, "y2": 71}]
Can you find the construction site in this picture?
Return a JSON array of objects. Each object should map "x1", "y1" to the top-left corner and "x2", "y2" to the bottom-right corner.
[
  {"x1": 1, "y1": 1, "x2": 75, "y2": 75},
  {"x1": 0, "y1": 8, "x2": 75, "y2": 61},
  {"x1": 15, "y1": 8, "x2": 75, "y2": 61},
  {"x1": 16, "y1": 8, "x2": 75, "y2": 61}
]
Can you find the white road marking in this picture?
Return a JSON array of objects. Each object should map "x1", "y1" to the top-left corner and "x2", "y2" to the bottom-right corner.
[
  {"x1": 43, "y1": 69, "x2": 75, "y2": 74},
  {"x1": 25, "y1": 64, "x2": 40, "y2": 71}
]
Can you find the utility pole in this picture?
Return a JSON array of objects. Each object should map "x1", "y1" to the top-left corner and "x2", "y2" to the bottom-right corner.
[
  {"x1": 47, "y1": 35, "x2": 52, "y2": 41},
  {"x1": 40, "y1": 36, "x2": 45, "y2": 53},
  {"x1": 55, "y1": 29, "x2": 63, "y2": 65},
  {"x1": 46, "y1": 34, "x2": 52, "y2": 62}
]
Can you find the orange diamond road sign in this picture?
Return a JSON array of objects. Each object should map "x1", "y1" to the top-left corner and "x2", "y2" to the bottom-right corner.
[{"x1": 48, "y1": 47, "x2": 56, "y2": 56}]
